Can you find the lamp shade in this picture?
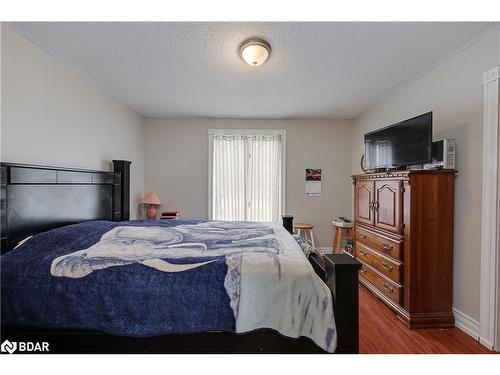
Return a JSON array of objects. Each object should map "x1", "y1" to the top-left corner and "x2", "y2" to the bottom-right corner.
[{"x1": 140, "y1": 192, "x2": 162, "y2": 206}]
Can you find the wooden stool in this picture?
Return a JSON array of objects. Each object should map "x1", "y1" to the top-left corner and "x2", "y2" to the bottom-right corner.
[
  {"x1": 293, "y1": 223, "x2": 316, "y2": 248},
  {"x1": 332, "y1": 221, "x2": 353, "y2": 253}
]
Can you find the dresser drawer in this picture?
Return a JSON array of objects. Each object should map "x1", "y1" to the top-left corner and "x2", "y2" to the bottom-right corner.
[
  {"x1": 355, "y1": 242, "x2": 402, "y2": 283},
  {"x1": 359, "y1": 262, "x2": 402, "y2": 305},
  {"x1": 355, "y1": 227, "x2": 402, "y2": 260}
]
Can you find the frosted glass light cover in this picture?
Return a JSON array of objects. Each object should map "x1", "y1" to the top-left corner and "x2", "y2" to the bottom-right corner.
[{"x1": 240, "y1": 41, "x2": 270, "y2": 66}]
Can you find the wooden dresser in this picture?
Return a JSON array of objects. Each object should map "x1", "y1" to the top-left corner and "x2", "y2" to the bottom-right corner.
[{"x1": 352, "y1": 170, "x2": 456, "y2": 328}]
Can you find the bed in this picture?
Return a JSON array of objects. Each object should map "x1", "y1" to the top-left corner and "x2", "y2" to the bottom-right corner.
[{"x1": 0, "y1": 161, "x2": 361, "y2": 353}]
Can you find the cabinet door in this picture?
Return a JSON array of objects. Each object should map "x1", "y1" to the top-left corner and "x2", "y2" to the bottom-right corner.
[
  {"x1": 354, "y1": 180, "x2": 374, "y2": 226},
  {"x1": 374, "y1": 180, "x2": 403, "y2": 234}
]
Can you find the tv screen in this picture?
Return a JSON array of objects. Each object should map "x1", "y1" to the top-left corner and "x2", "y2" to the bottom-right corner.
[{"x1": 364, "y1": 112, "x2": 432, "y2": 170}]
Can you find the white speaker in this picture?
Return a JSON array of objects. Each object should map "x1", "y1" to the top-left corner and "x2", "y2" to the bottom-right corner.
[{"x1": 424, "y1": 139, "x2": 456, "y2": 170}]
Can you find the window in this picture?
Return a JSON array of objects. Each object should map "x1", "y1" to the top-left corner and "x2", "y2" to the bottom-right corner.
[{"x1": 208, "y1": 129, "x2": 286, "y2": 223}]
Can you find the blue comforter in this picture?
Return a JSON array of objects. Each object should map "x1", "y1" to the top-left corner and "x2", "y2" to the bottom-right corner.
[
  {"x1": 1, "y1": 219, "x2": 336, "y2": 351},
  {"x1": 1, "y1": 220, "x2": 239, "y2": 334}
]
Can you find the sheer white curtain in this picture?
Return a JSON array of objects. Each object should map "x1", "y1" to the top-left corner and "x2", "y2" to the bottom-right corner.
[
  {"x1": 210, "y1": 130, "x2": 284, "y2": 223},
  {"x1": 247, "y1": 134, "x2": 282, "y2": 222}
]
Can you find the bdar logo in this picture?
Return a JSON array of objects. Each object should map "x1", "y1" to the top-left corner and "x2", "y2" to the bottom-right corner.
[
  {"x1": 1, "y1": 340, "x2": 17, "y2": 354},
  {"x1": 1, "y1": 340, "x2": 49, "y2": 354}
]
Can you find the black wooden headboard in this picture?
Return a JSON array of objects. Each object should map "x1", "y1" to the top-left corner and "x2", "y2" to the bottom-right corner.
[{"x1": 0, "y1": 160, "x2": 131, "y2": 253}]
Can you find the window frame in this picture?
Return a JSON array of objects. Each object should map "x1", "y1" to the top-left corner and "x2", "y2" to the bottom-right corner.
[{"x1": 208, "y1": 128, "x2": 287, "y2": 221}]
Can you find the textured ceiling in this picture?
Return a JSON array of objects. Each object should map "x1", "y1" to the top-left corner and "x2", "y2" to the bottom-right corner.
[{"x1": 8, "y1": 22, "x2": 498, "y2": 119}]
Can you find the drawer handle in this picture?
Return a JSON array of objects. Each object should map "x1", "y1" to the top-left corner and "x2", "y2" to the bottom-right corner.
[
  {"x1": 359, "y1": 249, "x2": 367, "y2": 256},
  {"x1": 382, "y1": 242, "x2": 393, "y2": 250},
  {"x1": 383, "y1": 283, "x2": 394, "y2": 293},
  {"x1": 382, "y1": 262, "x2": 394, "y2": 271},
  {"x1": 359, "y1": 233, "x2": 367, "y2": 239}
]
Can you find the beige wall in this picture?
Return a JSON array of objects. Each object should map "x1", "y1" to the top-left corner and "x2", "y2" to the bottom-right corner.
[
  {"x1": 0, "y1": 25, "x2": 145, "y2": 218},
  {"x1": 351, "y1": 28, "x2": 500, "y2": 321},
  {"x1": 144, "y1": 118, "x2": 353, "y2": 247}
]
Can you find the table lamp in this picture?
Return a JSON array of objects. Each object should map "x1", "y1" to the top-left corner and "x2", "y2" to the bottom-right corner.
[{"x1": 140, "y1": 192, "x2": 162, "y2": 219}]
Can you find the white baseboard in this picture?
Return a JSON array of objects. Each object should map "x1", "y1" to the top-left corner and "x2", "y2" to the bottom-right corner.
[
  {"x1": 453, "y1": 308, "x2": 481, "y2": 342},
  {"x1": 479, "y1": 338, "x2": 495, "y2": 351}
]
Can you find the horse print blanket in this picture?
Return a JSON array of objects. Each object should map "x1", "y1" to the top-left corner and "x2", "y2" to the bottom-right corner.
[{"x1": 0, "y1": 220, "x2": 336, "y2": 352}]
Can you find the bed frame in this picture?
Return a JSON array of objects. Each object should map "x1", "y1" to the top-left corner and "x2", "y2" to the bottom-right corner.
[{"x1": 0, "y1": 161, "x2": 361, "y2": 354}]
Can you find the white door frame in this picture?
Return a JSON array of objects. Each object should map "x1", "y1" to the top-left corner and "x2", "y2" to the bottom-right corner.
[{"x1": 480, "y1": 66, "x2": 500, "y2": 351}]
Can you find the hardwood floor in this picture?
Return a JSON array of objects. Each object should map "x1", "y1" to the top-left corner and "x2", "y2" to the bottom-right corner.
[{"x1": 359, "y1": 284, "x2": 493, "y2": 354}]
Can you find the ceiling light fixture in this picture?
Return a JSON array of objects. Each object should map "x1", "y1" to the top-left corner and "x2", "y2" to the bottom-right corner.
[{"x1": 239, "y1": 38, "x2": 271, "y2": 67}]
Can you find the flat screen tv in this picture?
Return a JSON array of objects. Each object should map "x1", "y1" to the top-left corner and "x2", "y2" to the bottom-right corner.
[{"x1": 364, "y1": 112, "x2": 432, "y2": 170}]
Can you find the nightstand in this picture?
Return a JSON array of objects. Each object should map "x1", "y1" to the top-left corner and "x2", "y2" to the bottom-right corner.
[{"x1": 332, "y1": 220, "x2": 353, "y2": 254}]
